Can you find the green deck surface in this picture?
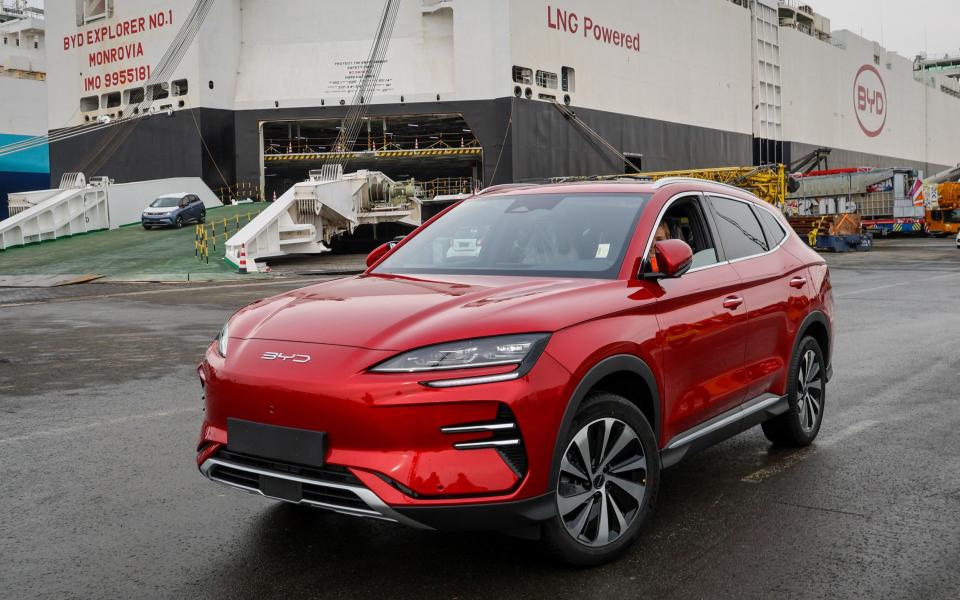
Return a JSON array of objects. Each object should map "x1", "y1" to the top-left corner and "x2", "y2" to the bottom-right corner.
[{"x1": 0, "y1": 204, "x2": 268, "y2": 282}]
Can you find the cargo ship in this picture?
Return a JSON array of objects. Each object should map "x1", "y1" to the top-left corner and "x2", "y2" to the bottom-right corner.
[
  {"x1": 33, "y1": 0, "x2": 960, "y2": 206},
  {"x1": 0, "y1": 0, "x2": 47, "y2": 219}
]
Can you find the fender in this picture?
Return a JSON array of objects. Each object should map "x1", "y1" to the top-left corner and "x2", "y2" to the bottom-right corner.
[
  {"x1": 547, "y1": 354, "x2": 660, "y2": 488},
  {"x1": 794, "y1": 310, "x2": 832, "y2": 382}
]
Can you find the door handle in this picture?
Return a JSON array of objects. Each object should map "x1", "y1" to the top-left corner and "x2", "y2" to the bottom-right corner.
[
  {"x1": 789, "y1": 277, "x2": 807, "y2": 289},
  {"x1": 722, "y1": 296, "x2": 744, "y2": 310}
]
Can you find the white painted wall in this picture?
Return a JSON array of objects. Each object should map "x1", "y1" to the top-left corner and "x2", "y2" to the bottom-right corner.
[
  {"x1": 0, "y1": 76, "x2": 46, "y2": 135},
  {"x1": 0, "y1": 15, "x2": 46, "y2": 72},
  {"x1": 109, "y1": 176, "x2": 221, "y2": 226},
  {"x1": 507, "y1": 0, "x2": 754, "y2": 135},
  {"x1": 45, "y1": 0, "x2": 201, "y2": 128},
  {"x1": 40, "y1": 0, "x2": 960, "y2": 166},
  {"x1": 781, "y1": 28, "x2": 960, "y2": 168},
  {"x1": 233, "y1": 0, "x2": 456, "y2": 109}
]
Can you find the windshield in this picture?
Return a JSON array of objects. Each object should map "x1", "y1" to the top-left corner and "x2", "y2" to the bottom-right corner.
[
  {"x1": 944, "y1": 209, "x2": 960, "y2": 223},
  {"x1": 375, "y1": 192, "x2": 650, "y2": 278},
  {"x1": 150, "y1": 196, "x2": 181, "y2": 208}
]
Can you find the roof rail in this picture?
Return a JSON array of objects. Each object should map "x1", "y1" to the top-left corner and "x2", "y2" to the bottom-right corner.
[
  {"x1": 475, "y1": 183, "x2": 540, "y2": 195},
  {"x1": 652, "y1": 176, "x2": 750, "y2": 195}
]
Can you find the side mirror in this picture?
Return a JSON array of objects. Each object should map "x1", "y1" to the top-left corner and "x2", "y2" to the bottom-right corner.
[
  {"x1": 646, "y1": 239, "x2": 693, "y2": 279},
  {"x1": 365, "y1": 241, "x2": 396, "y2": 268}
]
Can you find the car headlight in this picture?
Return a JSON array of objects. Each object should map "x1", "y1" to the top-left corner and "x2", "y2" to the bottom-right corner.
[
  {"x1": 216, "y1": 322, "x2": 229, "y2": 357},
  {"x1": 370, "y1": 333, "x2": 550, "y2": 373}
]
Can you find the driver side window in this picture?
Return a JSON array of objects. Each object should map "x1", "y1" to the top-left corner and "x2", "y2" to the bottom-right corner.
[{"x1": 649, "y1": 196, "x2": 719, "y2": 271}]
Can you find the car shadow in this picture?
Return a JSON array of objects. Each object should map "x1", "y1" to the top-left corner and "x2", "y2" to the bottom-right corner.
[
  {"x1": 180, "y1": 501, "x2": 582, "y2": 599},
  {"x1": 178, "y1": 435, "x2": 795, "y2": 599}
]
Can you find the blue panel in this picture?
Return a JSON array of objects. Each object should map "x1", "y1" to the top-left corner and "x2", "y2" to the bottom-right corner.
[{"x1": 0, "y1": 133, "x2": 50, "y2": 175}]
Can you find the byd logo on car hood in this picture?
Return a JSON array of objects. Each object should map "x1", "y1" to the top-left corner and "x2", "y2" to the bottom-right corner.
[
  {"x1": 261, "y1": 351, "x2": 311, "y2": 363},
  {"x1": 854, "y1": 64, "x2": 887, "y2": 137}
]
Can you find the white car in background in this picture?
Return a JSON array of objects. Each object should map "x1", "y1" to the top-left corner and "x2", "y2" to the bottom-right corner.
[{"x1": 955, "y1": 229, "x2": 959, "y2": 248}]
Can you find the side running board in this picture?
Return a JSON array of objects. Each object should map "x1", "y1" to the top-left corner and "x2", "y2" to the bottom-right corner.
[{"x1": 660, "y1": 393, "x2": 789, "y2": 468}]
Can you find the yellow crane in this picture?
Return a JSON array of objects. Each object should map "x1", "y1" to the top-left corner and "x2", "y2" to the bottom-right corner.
[{"x1": 608, "y1": 164, "x2": 788, "y2": 208}]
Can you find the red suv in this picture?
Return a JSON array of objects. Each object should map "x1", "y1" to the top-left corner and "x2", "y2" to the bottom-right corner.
[{"x1": 197, "y1": 179, "x2": 833, "y2": 565}]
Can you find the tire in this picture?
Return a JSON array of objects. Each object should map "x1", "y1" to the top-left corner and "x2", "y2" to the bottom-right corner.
[
  {"x1": 175, "y1": 215, "x2": 184, "y2": 228},
  {"x1": 542, "y1": 392, "x2": 660, "y2": 566},
  {"x1": 761, "y1": 336, "x2": 826, "y2": 446},
  {"x1": 142, "y1": 224, "x2": 150, "y2": 230},
  {"x1": 198, "y1": 210, "x2": 206, "y2": 224}
]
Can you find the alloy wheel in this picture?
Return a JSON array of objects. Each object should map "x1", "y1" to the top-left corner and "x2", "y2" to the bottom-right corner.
[
  {"x1": 796, "y1": 349, "x2": 823, "y2": 432},
  {"x1": 556, "y1": 417, "x2": 647, "y2": 547}
]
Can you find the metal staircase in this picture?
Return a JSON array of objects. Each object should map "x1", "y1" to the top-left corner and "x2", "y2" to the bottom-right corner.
[
  {"x1": 224, "y1": 167, "x2": 421, "y2": 271},
  {"x1": 0, "y1": 173, "x2": 110, "y2": 250}
]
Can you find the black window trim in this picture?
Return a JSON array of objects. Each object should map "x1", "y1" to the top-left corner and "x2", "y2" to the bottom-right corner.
[
  {"x1": 642, "y1": 190, "x2": 791, "y2": 277},
  {"x1": 640, "y1": 192, "x2": 728, "y2": 275},
  {"x1": 704, "y1": 192, "x2": 791, "y2": 264},
  {"x1": 751, "y1": 202, "x2": 787, "y2": 249},
  {"x1": 642, "y1": 192, "x2": 725, "y2": 272}
]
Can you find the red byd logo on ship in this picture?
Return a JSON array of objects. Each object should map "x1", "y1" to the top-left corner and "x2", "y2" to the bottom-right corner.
[{"x1": 854, "y1": 64, "x2": 886, "y2": 137}]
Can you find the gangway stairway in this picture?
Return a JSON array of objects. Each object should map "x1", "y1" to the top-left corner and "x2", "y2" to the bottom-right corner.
[
  {"x1": 224, "y1": 166, "x2": 421, "y2": 271},
  {"x1": 0, "y1": 173, "x2": 110, "y2": 250}
]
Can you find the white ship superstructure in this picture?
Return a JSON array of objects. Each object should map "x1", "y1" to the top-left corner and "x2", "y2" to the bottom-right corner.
[
  {"x1": 0, "y1": 0, "x2": 47, "y2": 218},
  {"x1": 35, "y1": 0, "x2": 960, "y2": 203}
]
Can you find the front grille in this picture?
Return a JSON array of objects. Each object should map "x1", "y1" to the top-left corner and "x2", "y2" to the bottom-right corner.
[
  {"x1": 211, "y1": 464, "x2": 259, "y2": 489},
  {"x1": 205, "y1": 450, "x2": 370, "y2": 513},
  {"x1": 215, "y1": 449, "x2": 362, "y2": 486},
  {"x1": 301, "y1": 485, "x2": 367, "y2": 510},
  {"x1": 200, "y1": 450, "x2": 432, "y2": 530}
]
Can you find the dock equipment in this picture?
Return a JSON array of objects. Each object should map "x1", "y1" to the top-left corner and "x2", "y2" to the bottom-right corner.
[
  {"x1": 223, "y1": 166, "x2": 421, "y2": 271},
  {"x1": 787, "y1": 168, "x2": 924, "y2": 236},
  {"x1": 787, "y1": 214, "x2": 872, "y2": 253},
  {"x1": 0, "y1": 173, "x2": 109, "y2": 250},
  {"x1": 920, "y1": 164, "x2": 960, "y2": 236},
  {"x1": 583, "y1": 164, "x2": 789, "y2": 207}
]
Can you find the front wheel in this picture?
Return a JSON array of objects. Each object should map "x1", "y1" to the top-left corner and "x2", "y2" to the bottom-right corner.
[
  {"x1": 175, "y1": 215, "x2": 184, "y2": 229},
  {"x1": 542, "y1": 392, "x2": 659, "y2": 566},
  {"x1": 762, "y1": 336, "x2": 826, "y2": 446},
  {"x1": 198, "y1": 210, "x2": 206, "y2": 224}
]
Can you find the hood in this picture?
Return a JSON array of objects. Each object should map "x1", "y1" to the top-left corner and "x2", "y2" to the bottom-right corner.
[
  {"x1": 229, "y1": 274, "x2": 656, "y2": 351},
  {"x1": 143, "y1": 207, "x2": 176, "y2": 215}
]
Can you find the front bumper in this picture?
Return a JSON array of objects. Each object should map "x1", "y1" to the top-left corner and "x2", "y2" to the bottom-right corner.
[
  {"x1": 197, "y1": 338, "x2": 572, "y2": 530},
  {"x1": 200, "y1": 449, "x2": 429, "y2": 528},
  {"x1": 142, "y1": 214, "x2": 175, "y2": 226},
  {"x1": 199, "y1": 448, "x2": 556, "y2": 531}
]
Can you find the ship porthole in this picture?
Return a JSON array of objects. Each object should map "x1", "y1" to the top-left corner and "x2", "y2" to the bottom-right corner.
[
  {"x1": 564, "y1": 94, "x2": 571, "y2": 106},
  {"x1": 513, "y1": 86, "x2": 522, "y2": 98},
  {"x1": 524, "y1": 87, "x2": 532, "y2": 99}
]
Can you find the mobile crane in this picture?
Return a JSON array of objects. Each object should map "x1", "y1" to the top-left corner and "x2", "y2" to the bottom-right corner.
[{"x1": 921, "y1": 164, "x2": 960, "y2": 236}]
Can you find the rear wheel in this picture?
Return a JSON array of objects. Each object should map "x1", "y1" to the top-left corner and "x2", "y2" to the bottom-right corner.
[
  {"x1": 543, "y1": 392, "x2": 659, "y2": 566},
  {"x1": 762, "y1": 336, "x2": 825, "y2": 446}
]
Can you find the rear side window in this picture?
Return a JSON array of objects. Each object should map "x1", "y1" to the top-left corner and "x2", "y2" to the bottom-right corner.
[
  {"x1": 755, "y1": 207, "x2": 787, "y2": 248},
  {"x1": 709, "y1": 196, "x2": 769, "y2": 259}
]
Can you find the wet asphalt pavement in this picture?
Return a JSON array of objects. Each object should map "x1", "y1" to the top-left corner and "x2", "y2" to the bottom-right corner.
[{"x1": 1, "y1": 238, "x2": 959, "y2": 599}]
